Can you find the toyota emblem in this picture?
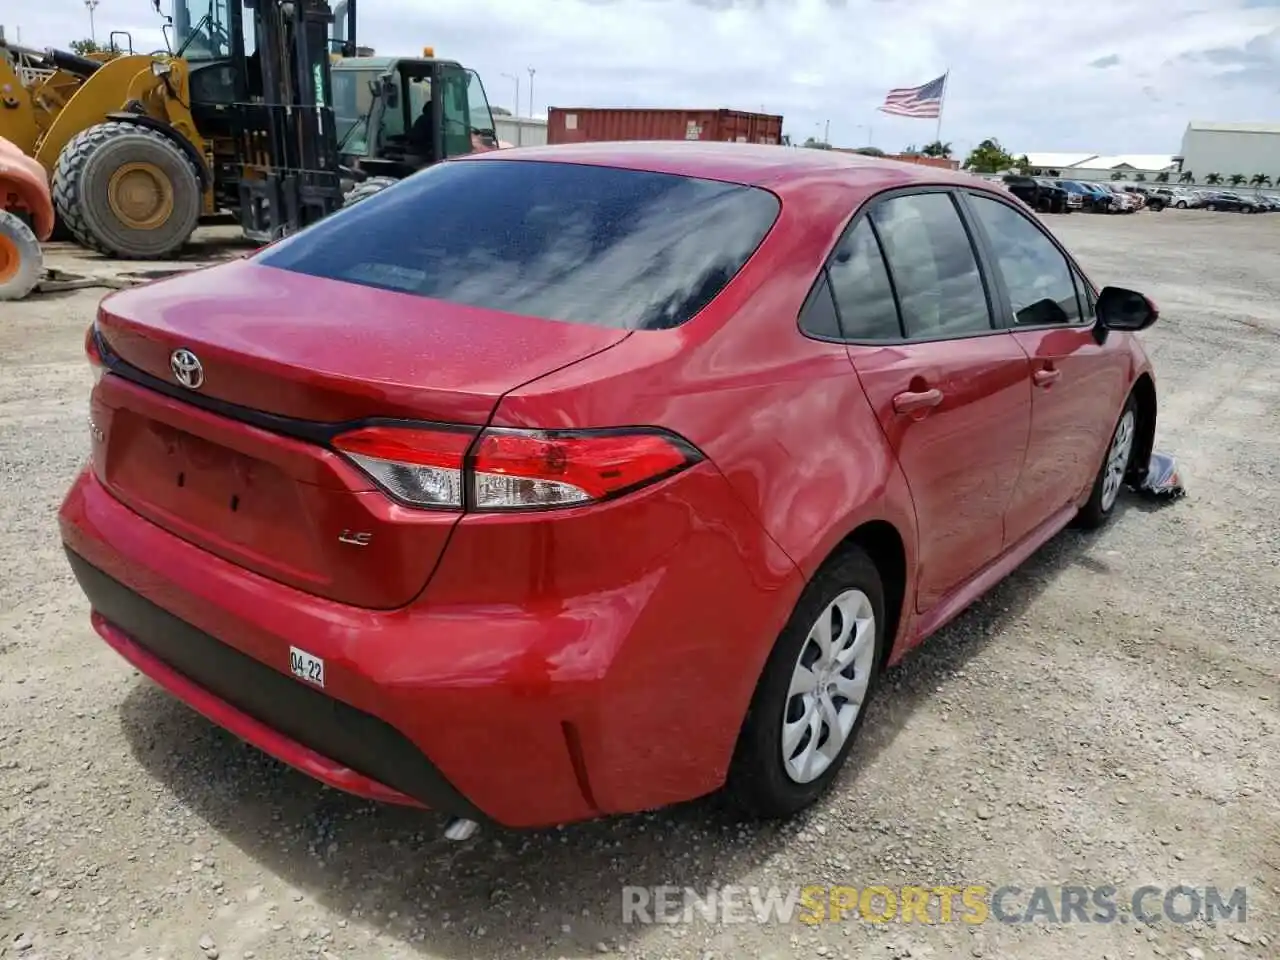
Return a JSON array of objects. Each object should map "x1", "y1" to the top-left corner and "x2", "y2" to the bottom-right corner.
[{"x1": 170, "y1": 348, "x2": 204, "y2": 390}]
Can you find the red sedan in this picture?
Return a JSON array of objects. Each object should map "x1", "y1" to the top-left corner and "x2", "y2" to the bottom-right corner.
[{"x1": 60, "y1": 143, "x2": 1159, "y2": 830}]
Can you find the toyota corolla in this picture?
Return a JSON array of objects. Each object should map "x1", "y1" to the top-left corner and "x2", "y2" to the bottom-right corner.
[{"x1": 60, "y1": 142, "x2": 1160, "y2": 830}]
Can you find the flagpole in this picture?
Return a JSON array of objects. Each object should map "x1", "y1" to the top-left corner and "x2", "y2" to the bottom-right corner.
[{"x1": 935, "y1": 68, "x2": 949, "y2": 145}]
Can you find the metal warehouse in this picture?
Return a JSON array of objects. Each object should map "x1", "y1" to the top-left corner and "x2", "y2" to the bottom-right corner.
[{"x1": 1176, "y1": 122, "x2": 1280, "y2": 181}]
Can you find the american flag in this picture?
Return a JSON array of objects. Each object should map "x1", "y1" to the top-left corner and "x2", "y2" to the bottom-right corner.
[{"x1": 878, "y1": 73, "x2": 947, "y2": 119}]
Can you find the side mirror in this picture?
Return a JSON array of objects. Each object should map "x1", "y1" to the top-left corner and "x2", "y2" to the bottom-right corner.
[{"x1": 1096, "y1": 286, "x2": 1158, "y2": 332}]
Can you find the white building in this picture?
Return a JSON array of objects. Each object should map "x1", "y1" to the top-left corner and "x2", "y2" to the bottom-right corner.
[
  {"x1": 1175, "y1": 122, "x2": 1280, "y2": 183},
  {"x1": 1021, "y1": 152, "x2": 1177, "y2": 182}
]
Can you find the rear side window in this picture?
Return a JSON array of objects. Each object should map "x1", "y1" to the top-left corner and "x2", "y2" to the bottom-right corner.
[
  {"x1": 257, "y1": 159, "x2": 780, "y2": 331},
  {"x1": 870, "y1": 193, "x2": 992, "y2": 339},
  {"x1": 826, "y1": 220, "x2": 901, "y2": 340}
]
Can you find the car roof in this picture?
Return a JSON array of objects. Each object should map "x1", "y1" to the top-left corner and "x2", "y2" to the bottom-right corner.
[{"x1": 462, "y1": 140, "x2": 987, "y2": 194}]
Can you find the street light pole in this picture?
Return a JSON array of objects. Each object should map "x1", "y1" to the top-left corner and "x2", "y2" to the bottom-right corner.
[
  {"x1": 501, "y1": 72, "x2": 520, "y2": 117},
  {"x1": 527, "y1": 66, "x2": 536, "y2": 119},
  {"x1": 84, "y1": 0, "x2": 100, "y2": 44}
]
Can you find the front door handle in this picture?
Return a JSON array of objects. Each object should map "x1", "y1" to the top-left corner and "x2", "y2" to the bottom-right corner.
[
  {"x1": 893, "y1": 388, "x2": 944, "y2": 414},
  {"x1": 1033, "y1": 367, "x2": 1062, "y2": 387}
]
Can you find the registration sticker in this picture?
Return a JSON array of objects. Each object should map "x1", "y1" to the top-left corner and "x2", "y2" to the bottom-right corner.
[{"x1": 289, "y1": 646, "x2": 325, "y2": 688}]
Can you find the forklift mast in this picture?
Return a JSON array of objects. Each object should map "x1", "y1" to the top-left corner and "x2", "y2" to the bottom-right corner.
[{"x1": 235, "y1": 0, "x2": 345, "y2": 241}]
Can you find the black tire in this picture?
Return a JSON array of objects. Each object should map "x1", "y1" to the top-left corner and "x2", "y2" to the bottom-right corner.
[
  {"x1": 342, "y1": 176, "x2": 400, "y2": 207},
  {"x1": 1176, "y1": 201, "x2": 1187, "y2": 209},
  {"x1": 0, "y1": 210, "x2": 43, "y2": 301},
  {"x1": 725, "y1": 545, "x2": 886, "y2": 818},
  {"x1": 1075, "y1": 393, "x2": 1138, "y2": 530},
  {"x1": 52, "y1": 121, "x2": 202, "y2": 259},
  {"x1": 1206, "y1": 203, "x2": 1216, "y2": 211}
]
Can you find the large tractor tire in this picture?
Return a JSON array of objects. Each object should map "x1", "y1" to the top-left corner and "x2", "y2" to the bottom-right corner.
[
  {"x1": 52, "y1": 122, "x2": 202, "y2": 260},
  {"x1": 342, "y1": 176, "x2": 399, "y2": 207},
  {"x1": 0, "y1": 210, "x2": 42, "y2": 301}
]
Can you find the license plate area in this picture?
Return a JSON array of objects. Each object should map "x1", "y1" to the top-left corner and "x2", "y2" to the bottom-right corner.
[
  {"x1": 289, "y1": 646, "x2": 326, "y2": 688},
  {"x1": 105, "y1": 411, "x2": 304, "y2": 548}
]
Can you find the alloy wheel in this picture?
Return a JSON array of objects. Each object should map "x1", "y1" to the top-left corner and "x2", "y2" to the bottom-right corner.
[
  {"x1": 1101, "y1": 409, "x2": 1136, "y2": 512},
  {"x1": 782, "y1": 589, "x2": 877, "y2": 784}
]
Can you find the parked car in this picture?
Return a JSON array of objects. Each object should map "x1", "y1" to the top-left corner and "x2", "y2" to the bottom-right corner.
[
  {"x1": 1070, "y1": 181, "x2": 1119, "y2": 212},
  {"x1": 1039, "y1": 178, "x2": 1081, "y2": 210},
  {"x1": 1002, "y1": 174, "x2": 1069, "y2": 213},
  {"x1": 60, "y1": 144, "x2": 1161, "y2": 828},
  {"x1": 1202, "y1": 191, "x2": 1258, "y2": 212},
  {"x1": 1124, "y1": 186, "x2": 1164, "y2": 211},
  {"x1": 1094, "y1": 182, "x2": 1139, "y2": 212},
  {"x1": 1055, "y1": 180, "x2": 1107, "y2": 213},
  {"x1": 1167, "y1": 189, "x2": 1203, "y2": 209}
]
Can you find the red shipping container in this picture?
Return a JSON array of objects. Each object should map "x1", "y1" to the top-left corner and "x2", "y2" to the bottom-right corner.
[{"x1": 547, "y1": 108, "x2": 784, "y2": 147}]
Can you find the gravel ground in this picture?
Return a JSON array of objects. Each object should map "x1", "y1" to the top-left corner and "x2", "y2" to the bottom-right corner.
[{"x1": 2, "y1": 211, "x2": 1278, "y2": 960}]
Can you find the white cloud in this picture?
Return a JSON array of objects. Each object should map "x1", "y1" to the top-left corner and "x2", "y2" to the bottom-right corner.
[{"x1": 7, "y1": 0, "x2": 1279, "y2": 157}]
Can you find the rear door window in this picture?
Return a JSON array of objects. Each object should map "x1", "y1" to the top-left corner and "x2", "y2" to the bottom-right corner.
[
  {"x1": 869, "y1": 192, "x2": 993, "y2": 339},
  {"x1": 824, "y1": 219, "x2": 902, "y2": 340},
  {"x1": 258, "y1": 159, "x2": 780, "y2": 331}
]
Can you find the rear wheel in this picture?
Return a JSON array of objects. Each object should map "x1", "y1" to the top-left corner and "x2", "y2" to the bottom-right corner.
[
  {"x1": 0, "y1": 210, "x2": 43, "y2": 301},
  {"x1": 342, "y1": 176, "x2": 400, "y2": 207},
  {"x1": 53, "y1": 121, "x2": 202, "y2": 259},
  {"x1": 726, "y1": 545, "x2": 885, "y2": 818},
  {"x1": 1176, "y1": 200, "x2": 1187, "y2": 209}
]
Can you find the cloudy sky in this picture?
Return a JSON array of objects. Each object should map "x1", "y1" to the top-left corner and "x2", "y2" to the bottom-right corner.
[{"x1": 11, "y1": 0, "x2": 1280, "y2": 157}]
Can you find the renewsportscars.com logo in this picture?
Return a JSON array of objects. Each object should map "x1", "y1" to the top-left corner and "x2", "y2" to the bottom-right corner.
[{"x1": 621, "y1": 884, "x2": 1248, "y2": 926}]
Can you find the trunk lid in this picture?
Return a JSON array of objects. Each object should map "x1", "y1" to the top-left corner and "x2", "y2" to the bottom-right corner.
[{"x1": 92, "y1": 259, "x2": 629, "y2": 609}]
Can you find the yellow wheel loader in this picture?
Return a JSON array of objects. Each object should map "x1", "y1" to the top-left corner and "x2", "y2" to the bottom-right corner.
[{"x1": 0, "y1": 1, "x2": 348, "y2": 260}]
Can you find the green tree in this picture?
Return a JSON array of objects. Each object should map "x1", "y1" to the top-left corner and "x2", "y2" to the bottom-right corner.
[
  {"x1": 69, "y1": 38, "x2": 117, "y2": 54},
  {"x1": 1204, "y1": 172, "x2": 1222, "y2": 185},
  {"x1": 1014, "y1": 154, "x2": 1032, "y2": 174},
  {"x1": 1110, "y1": 171, "x2": 1127, "y2": 181},
  {"x1": 802, "y1": 137, "x2": 831, "y2": 150},
  {"x1": 1178, "y1": 171, "x2": 1195, "y2": 184},
  {"x1": 852, "y1": 146, "x2": 886, "y2": 157},
  {"x1": 1134, "y1": 173, "x2": 1147, "y2": 182},
  {"x1": 1228, "y1": 173, "x2": 1246, "y2": 186},
  {"x1": 1249, "y1": 173, "x2": 1272, "y2": 188},
  {"x1": 963, "y1": 138, "x2": 1016, "y2": 173},
  {"x1": 921, "y1": 140, "x2": 953, "y2": 158},
  {"x1": 1154, "y1": 172, "x2": 1170, "y2": 183}
]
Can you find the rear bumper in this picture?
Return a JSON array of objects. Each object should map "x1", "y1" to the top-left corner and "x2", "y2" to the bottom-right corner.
[
  {"x1": 60, "y1": 464, "x2": 801, "y2": 827},
  {"x1": 69, "y1": 552, "x2": 463, "y2": 812}
]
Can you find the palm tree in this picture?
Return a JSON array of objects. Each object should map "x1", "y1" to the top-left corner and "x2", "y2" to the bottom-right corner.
[
  {"x1": 1249, "y1": 174, "x2": 1272, "y2": 188},
  {"x1": 921, "y1": 140, "x2": 953, "y2": 158},
  {"x1": 1134, "y1": 173, "x2": 1147, "y2": 182},
  {"x1": 1228, "y1": 173, "x2": 1246, "y2": 186},
  {"x1": 1205, "y1": 173, "x2": 1222, "y2": 185},
  {"x1": 1155, "y1": 172, "x2": 1170, "y2": 183},
  {"x1": 1178, "y1": 171, "x2": 1195, "y2": 184},
  {"x1": 1110, "y1": 171, "x2": 1127, "y2": 181}
]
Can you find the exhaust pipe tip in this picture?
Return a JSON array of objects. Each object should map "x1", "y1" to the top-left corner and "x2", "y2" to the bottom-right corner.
[{"x1": 443, "y1": 817, "x2": 479, "y2": 841}]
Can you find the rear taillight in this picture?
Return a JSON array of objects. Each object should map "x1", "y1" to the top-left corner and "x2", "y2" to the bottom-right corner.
[
  {"x1": 85, "y1": 323, "x2": 105, "y2": 387},
  {"x1": 332, "y1": 425, "x2": 473, "y2": 509},
  {"x1": 331, "y1": 425, "x2": 701, "y2": 512}
]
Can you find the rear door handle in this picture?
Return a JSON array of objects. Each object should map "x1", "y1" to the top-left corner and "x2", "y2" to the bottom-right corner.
[
  {"x1": 892, "y1": 388, "x2": 944, "y2": 414},
  {"x1": 1033, "y1": 367, "x2": 1062, "y2": 387}
]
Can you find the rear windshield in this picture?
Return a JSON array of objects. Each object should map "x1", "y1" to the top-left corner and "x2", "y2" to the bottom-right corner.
[{"x1": 257, "y1": 159, "x2": 780, "y2": 331}]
